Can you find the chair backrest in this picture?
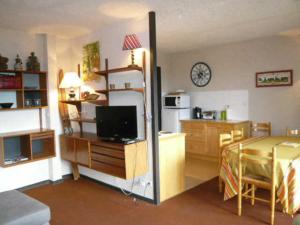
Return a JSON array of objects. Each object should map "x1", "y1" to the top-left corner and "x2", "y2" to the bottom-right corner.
[
  {"x1": 232, "y1": 128, "x2": 244, "y2": 142},
  {"x1": 219, "y1": 133, "x2": 233, "y2": 149},
  {"x1": 286, "y1": 128, "x2": 300, "y2": 137},
  {"x1": 238, "y1": 143, "x2": 276, "y2": 182},
  {"x1": 250, "y1": 121, "x2": 271, "y2": 137}
]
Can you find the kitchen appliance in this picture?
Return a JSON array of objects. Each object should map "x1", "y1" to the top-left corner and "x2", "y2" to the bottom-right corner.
[
  {"x1": 193, "y1": 107, "x2": 202, "y2": 119},
  {"x1": 96, "y1": 106, "x2": 138, "y2": 143},
  {"x1": 202, "y1": 111, "x2": 217, "y2": 120},
  {"x1": 162, "y1": 108, "x2": 191, "y2": 133},
  {"x1": 163, "y1": 94, "x2": 190, "y2": 109}
]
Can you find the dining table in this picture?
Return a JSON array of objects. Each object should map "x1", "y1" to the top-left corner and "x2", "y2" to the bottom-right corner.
[{"x1": 220, "y1": 136, "x2": 300, "y2": 215}]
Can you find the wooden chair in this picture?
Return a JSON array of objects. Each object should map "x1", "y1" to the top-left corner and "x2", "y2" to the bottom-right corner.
[
  {"x1": 238, "y1": 143, "x2": 277, "y2": 225},
  {"x1": 286, "y1": 128, "x2": 300, "y2": 137},
  {"x1": 231, "y1": 128, "x2": 244, "y2": 142},
  {"x1": 250, "y1": 121, "x2": 271, "y2": 137},
  {"x1": 218, "y1": 133, "x2": 233, "y2": 192}
]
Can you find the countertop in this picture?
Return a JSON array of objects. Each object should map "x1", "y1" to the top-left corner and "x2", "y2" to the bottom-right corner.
[
  {"x1": 158, "y1": 132, "x2": 186, "y2": 140},
  {"x1": 180, "y1": 119, "x2": 249, "y2": 124}
]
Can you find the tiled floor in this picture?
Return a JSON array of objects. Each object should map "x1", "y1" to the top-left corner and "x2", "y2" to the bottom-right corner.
[{"x1": 185, "y1": 156, "x2": 219, "y2": 190}]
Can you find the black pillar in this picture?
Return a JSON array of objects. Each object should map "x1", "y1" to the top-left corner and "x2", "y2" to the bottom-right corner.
[{"x1": 149, "y1": 11, "x2": 160, "y2": 205}]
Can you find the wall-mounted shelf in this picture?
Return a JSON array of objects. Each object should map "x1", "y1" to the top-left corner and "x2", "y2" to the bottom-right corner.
[
  {"x1": 96, "y1": 88, "x2": 144, "y2": 94},
  {"x1": 59, "y1": 51, "x2": 147, "y2": 137},
  {"x1": 0, "y1": 70, "x2": 48, "y2": 112},
  {"x1": 0, "y1": 129, "x2": 55, "y2": 168},
  {"x1": 60, "y1": 99, "x2": 107, "y2": 133},
  {"x1": 70, "y1": 117, "x2": 96, "y2": 123},
  {"x1": 60, "y1": 99, "x2": 107, "y2": 106},
  {"x1": 94, "y1": 52, "x2": 147, "y2": 137},
  {"x1": 0, "y1": 70, "x2": 47, "y2": 74},
  {"x1": 95, "y1": 66, "x2": 143, "y2": 76}
]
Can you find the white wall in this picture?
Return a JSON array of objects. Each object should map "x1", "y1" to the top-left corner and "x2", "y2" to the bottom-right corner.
[
  {"x1": 159, "y1": 36, "x2": 300, "y2": 135},
  {"x1": 65, "y1": 18, "x2": 154, "y2": 199},
  {"x1": 0, "y1": 28, "x2": 65, "y2": 191}
]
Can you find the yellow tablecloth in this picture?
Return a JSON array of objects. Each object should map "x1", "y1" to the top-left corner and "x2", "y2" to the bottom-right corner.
[{"x1": 220, "y1": 136, "x2": 300, "y2": 215}]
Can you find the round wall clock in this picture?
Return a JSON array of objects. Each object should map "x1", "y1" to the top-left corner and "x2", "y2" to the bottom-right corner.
[{"x1": 190, "y1": 62, "x2": 212, "y2": 87}]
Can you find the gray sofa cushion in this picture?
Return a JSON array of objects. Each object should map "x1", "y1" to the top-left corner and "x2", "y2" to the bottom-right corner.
[
  {"x1": 294, "y1": 215, "x2": 300, "y2": 225},
  {"x1": 0, "y1": 190, "x2": 50, "y2": 225}
]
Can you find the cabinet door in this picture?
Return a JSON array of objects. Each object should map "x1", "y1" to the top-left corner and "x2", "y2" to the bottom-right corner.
[
  {"x1": 75, "y1": 139, "x2": 90, "y2": 167},
  {"x1": 60, "y1": 136, "x2": 76, "y2": 162},
  {"x1": 206, "y1": 125, "x2": 220, "y2": 157}
]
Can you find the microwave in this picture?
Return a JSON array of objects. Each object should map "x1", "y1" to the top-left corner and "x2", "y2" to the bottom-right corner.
[{"x1": 163, "y1": 94, "x2": 190, "y2": 109}]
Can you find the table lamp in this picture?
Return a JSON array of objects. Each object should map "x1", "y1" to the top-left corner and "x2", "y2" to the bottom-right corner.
[
  {"x1": 59, "y1": 72, "x2": 82, "y2": 100},
  {"x1": 122, "y1": 34, "x2": 142, "y2": 67}
]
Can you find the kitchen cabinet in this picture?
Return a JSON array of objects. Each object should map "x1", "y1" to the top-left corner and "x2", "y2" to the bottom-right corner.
[{"x1": 181, "y1": 120, "x2": 250, "y2": 161}]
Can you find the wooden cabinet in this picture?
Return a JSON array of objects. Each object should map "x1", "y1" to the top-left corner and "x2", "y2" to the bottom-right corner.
[
  {"x1": 181, "y1": 120, "x2": 250, "y2": 160},
  {"x1": 60, "y1": 132, "x2": 148, "y2": 180},
  {"x1": 60, "y1": 135, "x2": 76, "y2": 162},
  {"x1": 0, "y1": 129, "x2": 55, "y2": 167}
]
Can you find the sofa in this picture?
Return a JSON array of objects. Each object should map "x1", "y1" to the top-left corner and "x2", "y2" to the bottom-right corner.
[{"x1": 0, "y1": 190, "x2": 50, "y2": 225}]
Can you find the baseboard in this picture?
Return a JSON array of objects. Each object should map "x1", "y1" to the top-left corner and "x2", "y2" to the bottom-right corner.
[
  {"x1": 17, "y1": 174, "x2": 71, "y2": 192},
  {"x1": 18, "y1": 180, "x2": 54, "y2": 192},
  {"x1": 80, "y1": 174, "x2": 154, "y2": 204},
  {"x1": 17, "y1": 173, "x2": 154, "y2": 204}
]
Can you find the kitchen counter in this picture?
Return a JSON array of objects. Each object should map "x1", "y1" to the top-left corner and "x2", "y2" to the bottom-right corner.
[
  {"x1": 180, "y1": 119, "x2": 249, "y2": 124},
  {"x1": 181, "y1": 119, "x2": 250, "y2": 161},
  {"x1": 159, "y1": 132, "x2": 186, "y2": 202},
  {"x1": 158, "y1": 132, "x2": 186, "y2": 140}
]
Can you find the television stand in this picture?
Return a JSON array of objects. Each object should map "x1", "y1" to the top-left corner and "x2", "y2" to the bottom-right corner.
[
  {"x1": 101, "y1": 137, "x2": 139, "y2": 145},
  {"x1": 60, "y1": 132, "x2": 148, "y2": 180}
]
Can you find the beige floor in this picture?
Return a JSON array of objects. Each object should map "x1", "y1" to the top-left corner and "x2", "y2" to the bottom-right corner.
[{"x1": 185, "y1": 157, "x2": 219, "y2": 190}]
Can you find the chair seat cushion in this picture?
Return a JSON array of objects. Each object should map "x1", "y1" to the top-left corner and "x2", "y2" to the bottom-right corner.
[{"x1": 0, "y1": 190, "x2": 50, "y2": 225}]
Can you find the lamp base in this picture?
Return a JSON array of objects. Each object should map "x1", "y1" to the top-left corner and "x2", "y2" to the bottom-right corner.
[
  {"x1": 68, "y1": 89, "x2": 76, "y2": 101},
  {"x1": 128, "y1": 64, "x2": 139, "y2": 68}
]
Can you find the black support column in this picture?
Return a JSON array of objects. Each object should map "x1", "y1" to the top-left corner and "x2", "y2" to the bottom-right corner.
[{"x1": 149, "y1": 11, "x2": 160, "y2": 205}]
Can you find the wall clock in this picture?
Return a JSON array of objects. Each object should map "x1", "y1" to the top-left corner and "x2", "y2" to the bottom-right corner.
[{"x1": 190, "y1": 62, "x2": 212, "y2": 87}]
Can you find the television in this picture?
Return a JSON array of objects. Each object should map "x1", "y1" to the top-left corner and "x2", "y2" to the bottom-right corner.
[{"x1": 96, "y1": 106, "x2": 138, "y2": 142}]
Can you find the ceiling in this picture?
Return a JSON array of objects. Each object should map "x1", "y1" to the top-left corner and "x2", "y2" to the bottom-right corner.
[{"x1": 0, "y1": 0, "x2": 300, "y2": 53}]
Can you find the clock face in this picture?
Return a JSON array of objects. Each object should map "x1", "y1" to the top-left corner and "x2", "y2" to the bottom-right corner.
[{"x1": 190, "y1": 62, "x2": 212, "y2": 87}]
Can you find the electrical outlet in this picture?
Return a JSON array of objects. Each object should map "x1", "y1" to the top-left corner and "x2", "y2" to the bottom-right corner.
[{"x1": 134, "y1": 178, "x2": 141, "y2": 186}]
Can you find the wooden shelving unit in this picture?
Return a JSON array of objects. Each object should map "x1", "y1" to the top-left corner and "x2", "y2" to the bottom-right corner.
[
  {"x1": 96, "y1": 88, "x2": 144, "y2": 94},
  {"x1": 95, "y1": 66, "x2": 143, "y2": 75},
  {"x1": 95, "y1": 51, "x2": 147, "y2": 137},
  {"x1": 0, "y1": 70, "x2": 49, "y2": 129},
  {"x1": 70, "y1": 117, "x2": 96, "y2": 123},
  {"x1": 0, "y1": 129, "x2": 55, "y2": 168},
  {"x1": 60, "y1": 51, "x2": 147, "y2": 136}
]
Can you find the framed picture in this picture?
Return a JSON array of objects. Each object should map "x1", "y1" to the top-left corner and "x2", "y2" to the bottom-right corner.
[
  {"x1": 82, "y1": 41, "x2": 100, "y2": 82},
  {"x1": 256, "y1": 70, "x2": 293, "y2": 87}
]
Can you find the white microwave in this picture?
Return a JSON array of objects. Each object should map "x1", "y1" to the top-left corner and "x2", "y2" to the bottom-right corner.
[{"x1": 163, "y1": 94, "x2": 190, "y2": 109}]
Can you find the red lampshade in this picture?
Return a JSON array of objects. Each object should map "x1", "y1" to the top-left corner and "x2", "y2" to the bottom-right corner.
[{"x1": 122, "y1": 34, "x2": 142, "y2": 50}]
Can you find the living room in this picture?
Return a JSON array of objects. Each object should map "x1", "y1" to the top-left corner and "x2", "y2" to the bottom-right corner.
[{"x1": 0, "y1": 1, "x2": 300, "y2": 225}]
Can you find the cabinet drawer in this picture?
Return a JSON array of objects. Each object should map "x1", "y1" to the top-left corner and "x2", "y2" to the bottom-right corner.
[
  {"x1": 182, "y1": 122, "x2": 205, "y2": 130},
  {"x1": 91, "y1": 145, "x2": 125, "y2": 159},
  {"x1": 91, "y1": 160, "x2": 125, "y2": 178},
  {"x1": 91, "y1": 153, "x2": 125, "y2": 168}
]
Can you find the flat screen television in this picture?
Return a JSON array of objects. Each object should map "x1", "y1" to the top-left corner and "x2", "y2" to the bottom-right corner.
[{"x1": 96, "y1": 106, "x2": 138, "y2": 142}]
